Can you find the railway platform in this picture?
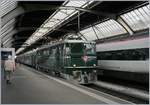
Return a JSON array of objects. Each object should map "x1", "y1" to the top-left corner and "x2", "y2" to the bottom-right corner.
[
  {"x1": 1, "y1": 1, "x2": 149, "y2": 104},
  {"x1": 2, "y1": 64, "x2": 134, "y2": 104}
]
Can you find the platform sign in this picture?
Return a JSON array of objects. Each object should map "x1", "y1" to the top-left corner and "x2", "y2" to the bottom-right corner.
[
  {"x1": 0, "y1": 48, "x2": 16, "y2": 70},
  {"x1": 0, "y1": 48, "x2": 15, "y2": 61},
  {"x1": 1, "y1": 51, "x2": 12, "y2": 60}
]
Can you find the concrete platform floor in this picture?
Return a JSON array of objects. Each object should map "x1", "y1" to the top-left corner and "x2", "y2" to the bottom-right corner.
[{"x1": 1, "y1": 64, "x2": 133, "y2": 104}]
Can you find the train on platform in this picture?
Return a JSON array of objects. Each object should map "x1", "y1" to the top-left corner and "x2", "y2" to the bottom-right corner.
[
  {"x1": 17, "y1": 36, "x2": 97, "y2": 84},
  {"x1": 96, "y1": 36, "x2": 149, "y2": 84}
]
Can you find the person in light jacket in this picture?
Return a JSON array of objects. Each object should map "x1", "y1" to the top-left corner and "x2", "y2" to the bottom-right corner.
[{"x1": 4, "y1": 55, "x2": 15, "y2": 84}]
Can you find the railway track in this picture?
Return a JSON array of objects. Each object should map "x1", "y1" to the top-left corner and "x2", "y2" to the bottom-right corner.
[
  {"x1": 83, "y1": 83, "x2": 148, "y2": 104},
  {"x1": 39, "y1": 72, "x2": 148, "y2": 104}
]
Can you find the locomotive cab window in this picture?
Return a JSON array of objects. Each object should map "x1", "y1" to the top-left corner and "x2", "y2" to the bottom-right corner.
[
  {"x1": 84, "y1": 43, "x2": 96, "y2": 55},
  {"x1": 65, "y1": 43, "x2": 96, "y2": 55},
  {"x1": 70, "y1": 43, "x2": 84, "y2": 54}
]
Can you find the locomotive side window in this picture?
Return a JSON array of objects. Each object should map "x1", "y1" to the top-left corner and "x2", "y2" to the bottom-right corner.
[
  {"x1": 37, "y1": 51, "x2": 40, "y2": 56},
  {"x1": 52, "y1": 47, "x2": 56, "y2": 56},
  {"x1": 55, "y1": 46, "x2": 60, "y2": 56},
  {"x1": 60, "y1": 45, "x2": 64, "y2": 56},
  {"x1": 97, "y1": 48, "x2": 149, "y2": 60}
]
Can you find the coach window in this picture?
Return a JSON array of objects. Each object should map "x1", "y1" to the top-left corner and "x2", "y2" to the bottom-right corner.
[
  {"x1": 145, "y1": 48, "x2": 149, "y2": 60},
  {"x1": 43, "y1": 49, "x2": 46, "y2": 55},
  {"x1": 144, "y1": 48, "x2": 149, "y2": 60},
  {"x1": 49, "y1": 49, "x2": 52, "y2": 55},
  {"x1": 46, "y1": 49, "x2": 49, "y2": 56},
  {"x1": 56, "y1": 47, "x2": 60, "y2": 56},
  {"x1": 60, "y1": 45, "x2": 63, "y2": 56},
  {"x1": 37, "y1": 51, "x2": 40, "y2": 56},
  {"x1": 52, "y1": 48, "x2": 56, "y2": 56},
  {"x1": 138, "y1": 48, "x2": 149, "y2": 60}
]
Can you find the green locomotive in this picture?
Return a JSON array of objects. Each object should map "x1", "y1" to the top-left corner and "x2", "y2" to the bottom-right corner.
[{"x1": 18, "y1": 37, "x2": 97, "y2": 84}]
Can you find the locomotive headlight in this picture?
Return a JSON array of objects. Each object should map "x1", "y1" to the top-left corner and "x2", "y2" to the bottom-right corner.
[
  {"x1": 94, "y1": 70, "x2": 97, "y2": 73},
  {"x1": 93, "y1": 64, "x2": 96, "y2": 66},
  {"x1": 73, "y1": 64, "x2": 76, "y2": 67}
]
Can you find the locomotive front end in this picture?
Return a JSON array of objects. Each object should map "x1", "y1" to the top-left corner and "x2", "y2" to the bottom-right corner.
[{"x1": 64, "y1": 41, "x2": 97, "y2": 84}]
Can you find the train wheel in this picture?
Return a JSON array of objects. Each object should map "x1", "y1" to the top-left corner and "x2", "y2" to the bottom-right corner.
[
  {"x1": 84, "y1": 76, "x2": 88, "y2": 83},
  {"x1": 55, "y1": 72, "x2": 60, "y2": 77}
]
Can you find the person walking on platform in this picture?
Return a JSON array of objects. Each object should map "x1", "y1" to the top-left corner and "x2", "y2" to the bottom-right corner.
[{"x1": 4, "y1": 55, "x2": 15, "y2": 84}]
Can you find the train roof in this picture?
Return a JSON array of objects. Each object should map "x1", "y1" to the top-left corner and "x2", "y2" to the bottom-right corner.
[
  {"x1": 38, "y1": 39, "x2": 95, "y2": 51},
  {"x1": 21, "y1": 39, "x2": 95, "y2": 55},
  {"x1": 96, "y1": 37, "x2": 149, "y2": 52}
]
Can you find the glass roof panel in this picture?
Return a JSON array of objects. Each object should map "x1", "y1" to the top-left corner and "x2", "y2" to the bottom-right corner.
[
  {"x1": 93, "y1": 19, "x2": 126, "y2": 39},
  {"x1": 16, "y1": 0, "x2": 94, "y2": 54},
  {"x1": 43, "y1": 18, "x2": 61, "y2": 28},
  {"x1": 38, "y1": 28, "x2": 49, "y2": 33},
  {"x1": 60, "y1": 9, "x2": 74, "y2": 15},
  {"x1": 1, "y1": 0, "x2": 17, "y2": 17},
  {"x1": 93, "y1": 26, "x2": 106, "y2": 39},
  {"x1": 34, "y1": 33, "x2": 43, "y2": 37},
  {"x1": 43, "y1": 21, "x2": 56, "y2": 28},
  {"x1": 80, "y1": 27, "x2": 97, "y2": 41},
  {"x1": 121, "y1": 5, "x2": 150, "y2": 31},
  {"x1": 52, "y1": 11, "x2": 68, "y2": 20},
  {"x1": 1, "y1": 19, "x2": 15, "y2": 31},
  {"x1": 1, "y1": 27, "x2": 14, "y2": 38},
  {"x1": 65, "y1": 1, "x2": 86, "y2": 7}
]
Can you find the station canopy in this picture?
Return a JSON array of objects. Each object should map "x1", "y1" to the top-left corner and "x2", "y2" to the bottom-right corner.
[{"x1": 0, "y1": 0, "x2": 149, "y2": 55}]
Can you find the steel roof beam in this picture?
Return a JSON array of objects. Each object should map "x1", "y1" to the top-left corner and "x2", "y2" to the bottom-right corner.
[
  {"x1": 77, "y1": 32, "x2": 88, "y2": 41},
  {"x1": 60, "y1": 6, "x2": 117, "y2": 19},
  {"x1": 117, "y1": 16, "x2": 134, "y2": 35}
]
